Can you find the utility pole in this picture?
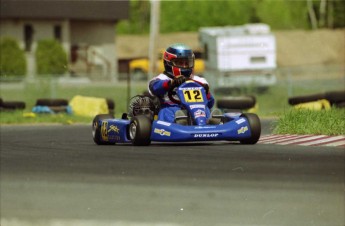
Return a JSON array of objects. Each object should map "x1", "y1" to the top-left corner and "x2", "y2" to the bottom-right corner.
[
  {"x1": 148, "y1": 0, "x2": 160, "y2": 81},
  {"x1": 307, "y1": 0, "x2": 318, "y2": 29},
  {"x1": 319, "y1": 0, "x2": 327, "y2": 28}
]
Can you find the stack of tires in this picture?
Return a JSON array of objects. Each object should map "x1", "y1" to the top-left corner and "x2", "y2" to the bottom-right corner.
[
  {"x1": 34, "y1": 98, "x2": 70, "y2": 114},
  {"x1": 216, "y1": 95, "x2": 257, "y2": 112},
  {"x1": 0, "y1": 98, "x2": 26, "y2": 111},
  {"x1": 288, "y1": 90, "x2": 345, "y2": 110},
  {"x1": 34, "y1": 98, "x2": 115, "y2": 116}
]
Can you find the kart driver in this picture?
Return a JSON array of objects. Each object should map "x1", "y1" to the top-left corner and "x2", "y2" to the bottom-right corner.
[{"x1": 148, "y1": 43, "x2": 215, "y2": 123}]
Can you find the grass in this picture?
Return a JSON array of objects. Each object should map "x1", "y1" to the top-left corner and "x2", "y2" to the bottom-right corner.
[
  {"x1": 0, "y1": 79, "x2": 148, "y2": 119},
  {"x1": 0, "y1": 110, "x2": 92, "y2": 125},
  {"x1": 273, "y1": 108, "x2": 345, "y2": 136}
]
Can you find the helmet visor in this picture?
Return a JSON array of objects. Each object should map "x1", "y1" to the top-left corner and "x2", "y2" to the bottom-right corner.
[{"x1": 171, "y1": 58, "x2": 194, "y2": 69}]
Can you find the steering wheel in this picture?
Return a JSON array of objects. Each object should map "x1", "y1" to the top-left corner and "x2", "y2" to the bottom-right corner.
[{"x1": 168, "y1": 88, "x2": 180, "y2": 104}]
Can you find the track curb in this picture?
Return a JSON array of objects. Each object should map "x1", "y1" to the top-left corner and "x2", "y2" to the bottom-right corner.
[{"x1": 259, "y1": 134, "x2": 345, "y2": 148}]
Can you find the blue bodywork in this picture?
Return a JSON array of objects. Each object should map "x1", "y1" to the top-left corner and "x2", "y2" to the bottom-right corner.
[{"x1": 95, "y1": 81, "x2": 255, "y2": 144}]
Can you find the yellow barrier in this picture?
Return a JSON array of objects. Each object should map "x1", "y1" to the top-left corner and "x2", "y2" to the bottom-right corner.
[
  {"x1": 69, "y1": 95, "x2": 109, "y2": 117},
  {"x1": 294, "y1": 99, "x2": 331, "y2": 110}
]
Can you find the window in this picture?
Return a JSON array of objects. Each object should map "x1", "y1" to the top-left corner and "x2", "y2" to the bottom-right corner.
[
  {"x1": 203, "y1": 44, "x2": 209, "y2": 60},
  {"x1": 24, "y1": 24, "x2": 33, "y2": 52},
  {"x1": 54, "y1": 25, "x2": 62, "y2": 42},
  {"x1": 250, "y1": 56, "x2": 266, "y2": 63}
]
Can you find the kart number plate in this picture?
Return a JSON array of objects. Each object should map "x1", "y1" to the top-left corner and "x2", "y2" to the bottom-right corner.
[{"x1": 183, "y1": 90, "x2": 204, "y2": 103}]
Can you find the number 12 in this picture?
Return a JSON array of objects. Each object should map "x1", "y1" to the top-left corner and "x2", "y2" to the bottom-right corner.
[{"x1": 183, "y1": 90, "x2": 204, "y2": 102}]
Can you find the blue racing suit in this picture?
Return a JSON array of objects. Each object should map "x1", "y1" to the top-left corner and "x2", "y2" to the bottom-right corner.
[{"x1": 148, "y1": 73, "x2": 215, "y2": 123}]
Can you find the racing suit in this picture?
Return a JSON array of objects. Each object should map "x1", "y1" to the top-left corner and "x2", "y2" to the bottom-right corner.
[{"x1": 148, "y1": 73, "x2": 215, "y2": 123}]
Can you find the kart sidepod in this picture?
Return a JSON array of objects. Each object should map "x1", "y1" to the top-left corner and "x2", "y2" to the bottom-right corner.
[{"x1": 92, "y1": 112, "x2": 261, "y2": 146}]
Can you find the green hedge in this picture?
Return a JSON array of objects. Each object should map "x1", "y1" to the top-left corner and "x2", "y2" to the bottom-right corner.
[
  {"x1": 35, "y1": 39, "x2": 68, "y2": 76},
  {"x1": 0, "y1": 37, "x2": 27, "y2": 77}
]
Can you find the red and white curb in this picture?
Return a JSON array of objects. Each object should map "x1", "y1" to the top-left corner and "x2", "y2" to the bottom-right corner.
[{"x1": 259, "y1": 134, "x2": 345, "y2": 148}]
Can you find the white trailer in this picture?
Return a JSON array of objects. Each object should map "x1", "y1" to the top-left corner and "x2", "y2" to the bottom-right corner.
[{"x1": 199, "y1": 23, "x2": 277, "y2": 92}]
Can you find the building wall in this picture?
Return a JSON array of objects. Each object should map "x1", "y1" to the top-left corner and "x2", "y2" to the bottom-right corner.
[
  {"x1": 70, "y1": 21, "x2": 117, "y2": 80},
  {"x1": 0, "y1": 19, "x2": 117, "y2": 80},
  {"x1": 1, "y1": 19, "x2": 69, "y2": 52}
]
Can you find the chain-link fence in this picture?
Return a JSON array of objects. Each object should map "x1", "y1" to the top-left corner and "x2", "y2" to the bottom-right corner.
[
  {"x1": 1, "y1": 64, "x2": 344, "y2": 114},
  {"x1": 277, "y1": 64, "x2": 344, "y2": 97}
]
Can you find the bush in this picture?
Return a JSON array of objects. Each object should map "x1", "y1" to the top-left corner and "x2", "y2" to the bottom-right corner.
[
  {"x1": 35, "y1": 39, "x2": 68, "y2": 76},
  {"x1": 0, "y1": 37, "x2": 27, "y2": 77}
]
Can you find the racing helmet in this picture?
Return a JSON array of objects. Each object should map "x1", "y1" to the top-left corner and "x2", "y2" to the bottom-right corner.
[{"x1": 163, "y1": 43, "x2": 195, "y2": 78}]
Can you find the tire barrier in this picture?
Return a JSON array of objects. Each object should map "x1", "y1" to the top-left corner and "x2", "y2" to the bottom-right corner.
[
  {"x1": 33, "y1": 97, "x2": 116, "y2": 115},
  {"x1": 1, "y1": 100, "x2": 26, "y2": 110},
  {"x1": 217, "y1": 96, "x2": 256, "y2": 110},
  {"x1": 35, "y1": 98, "x2": 69, "y2": 107},
  {"x1": 335, "y1": 102, "x2": 345, "y2": 108},
  {"x1": 34, "y1": 98, "x2": 71, "y2": 114},
  {"x1": 324, "y1": 90, "x2": 345, "y2": 106},
  {"x1": 293, "y1": 99, "x2": 331, "y2": 110},
  {"x1": 0, "y1": 98, "x2": 26, "y2": 111},
  {"x1": 288, "y1": 90, "x2": 345, "y2": 109},
  {"x1": 288, "y1": 93, "x2": 325, "y2": 105}
]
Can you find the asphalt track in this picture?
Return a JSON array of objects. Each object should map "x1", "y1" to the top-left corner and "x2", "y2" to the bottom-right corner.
[{"x1": 0, "y1": 120, "x2": 344, "y2": 226}]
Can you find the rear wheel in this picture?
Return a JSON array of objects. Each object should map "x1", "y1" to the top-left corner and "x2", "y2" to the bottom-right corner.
[
  {"x1": 129, "y1": 115, "x2": 152, "y2": 146},
  {"x1": 92, "y1": 114, "x2": 115, "y2": 145},
  {"x1": 240, "y1": 113, "x2": 261, "y2": 144}
]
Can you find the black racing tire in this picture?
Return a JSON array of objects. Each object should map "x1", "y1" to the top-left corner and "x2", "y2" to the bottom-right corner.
[
  {"x1": 92, "y1": 114, "x2": 115, "y2": 145},
  {"x1": 36, "y1": 98, "x2": 69, "y2": 107},
  {"x1": 2, "y1": 101, "x2": 26, "y2": 110},
  {"x1": 288, "y1": 93, "x2": 325, "y2": 106},
  {"x1": 0, "y1": 98, "x2": 3, "y2": 107},
  {"x1": 106, "y1": 98, "x2": 115, "y2": 116},
  {"x1": 217, "y1": 96, "x2": 256, "y2": 110},
  {"x1": 240, "y1": 113, "x2": 261, "y2": 145},
  {"x1": 324, "y1": 90, "x2": 345, "y2": 105},
  {"x1": 335, "y1": 101, "x2": 345, "y2": 108},
  {"x1": 129, "y1": 115, "x2": 152, "y2": 146}
]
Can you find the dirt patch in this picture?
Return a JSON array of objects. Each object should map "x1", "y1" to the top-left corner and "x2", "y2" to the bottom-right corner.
[
  {"x1": 117, "y1": 29, "x2": 345, "y2": 67},
  {"x1": 275, "y1": 29, "x2": 344, "y2": 67}
]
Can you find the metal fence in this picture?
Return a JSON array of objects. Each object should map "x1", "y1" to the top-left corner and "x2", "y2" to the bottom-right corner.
[
  {"x1": 1, "y1": 64, "x2": 344, "y2": 101},
  {"x1": 276, "y1": 64, "x2": 344, "y2": 97}
]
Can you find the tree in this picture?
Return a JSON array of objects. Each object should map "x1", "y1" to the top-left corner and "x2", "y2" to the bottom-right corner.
[
  {"x1": 116, "y1": 0, "x2": 344, "y2": 34},
  {"x1": 0, "y1": 37, "x2": 27, "y2": 77},
  {"x1": 35, "y1": 39, "x2": 67, "y2": 76}
]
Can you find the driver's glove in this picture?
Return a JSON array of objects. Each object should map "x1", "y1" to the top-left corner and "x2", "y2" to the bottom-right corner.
[
  {"x1": 202, "y1": 83, "x2": 210, "y2": 94},
  {"x1": 171, "y1": 75, "x2": 186, "y2": 88}
]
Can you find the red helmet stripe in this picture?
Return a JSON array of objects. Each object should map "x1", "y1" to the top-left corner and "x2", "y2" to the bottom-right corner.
[
  {"x1": 164, "y1": 51, "x2": 177, "y2": 61},
  {"x1": 173, "y1": 67, "x2": 181, "y2": 76}
]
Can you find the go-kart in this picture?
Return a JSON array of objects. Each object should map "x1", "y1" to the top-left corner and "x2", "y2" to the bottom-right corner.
[{"x1": 92, "y1": 80, "x2": 261, "y2": 146}]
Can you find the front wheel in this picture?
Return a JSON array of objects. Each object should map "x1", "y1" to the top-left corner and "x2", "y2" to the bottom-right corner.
[
  {"x1": 129, "y1": 115, "x2": 152, "y2": 146},
  {"x1": 240, "y1": 113, "x2": 261, "y2": 144},
  {"x1": 92, "y1": 114, "x2": 115, "y2": 145}
]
